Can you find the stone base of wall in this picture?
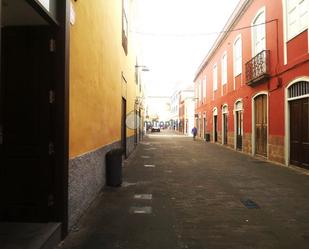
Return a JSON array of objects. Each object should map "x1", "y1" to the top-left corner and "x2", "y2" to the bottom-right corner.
[
  {"x1": 269, "y1": 135, "x2": 285, "y2": 164},
  {"x1": 227, "y1": 132, "x2": 234, "y2": 148},
  {"x1": 127, "y1": 135, "x2": 135, "y2": 157},
  {"x1": 217, "y1": 131, "x2": 222, "y2": 144},
  {"x1": 207, "y1": 131, "x2": 285, "y2": 166},
  {"x1": 243, "y1": 132, "x2": 252, "y2": 154},
  {"x1": 68, "y1": 140, "x2": 121, "y2": 228}
]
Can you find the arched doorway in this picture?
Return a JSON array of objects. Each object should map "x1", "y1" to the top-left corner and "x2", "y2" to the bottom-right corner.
[
  {"x1": 213, "y1": 107, "x2": 218, "y2": 142},
  {"x1": 222, "y1": 105, "x2": 228, "y2": 145},
  {"x1": 287, "y1": 80, "x2": 309, "y2": 168},
  {"x1": 234, "y1": 100, "x2": 243, "y2": 150},
  {"x1": 253, "y1": 93, "x2": 268, "y2": 157}
]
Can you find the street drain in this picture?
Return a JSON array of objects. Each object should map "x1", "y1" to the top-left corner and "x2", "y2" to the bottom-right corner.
[
  {"x1": 134, "y1": 194, "x2": 152, "y2": 200},
  {"x1": 130, "y1": 206, "x2": 152, "y2": 214},
  {"x1": 144, "y1": 164, "x2": 156, "y2": 168},
  {"x1": 241, "y1": 199, "x2": 260, "y2": 209}
]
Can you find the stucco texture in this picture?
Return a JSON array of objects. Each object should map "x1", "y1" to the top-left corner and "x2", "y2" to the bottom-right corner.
[{"x1": 69, "y1": 0, "x2": 137, "y2": 158}]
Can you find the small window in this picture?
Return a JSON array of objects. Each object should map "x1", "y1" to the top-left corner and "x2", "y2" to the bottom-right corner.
[
  {"x1": 221, "y1": 53, "x2": 227, "y2": 85},
  {"x1": 286, "y1": 0, "x2": 308, "y2": 40},
  {"x1": 235, "y1": 101, "x2": 243, "y2": 111},
  {"x1": 195, "y1": 82, "x2": 199, "y2": 106},
  {"x1": 252, "y1": 9, "x2": 266, "y2": 56},
  {"x1": 234, "y1": 36, "x2": 242, "y2": 76},
  {"x1": 213, "y1": 64, "x2": 218, "y2": 91},
  {"x1": 199, "y1": 80, "x2": 203, "y2": 103},
  {"x1": 288, "y1": 81, "x2": 309, "y2": 98}
]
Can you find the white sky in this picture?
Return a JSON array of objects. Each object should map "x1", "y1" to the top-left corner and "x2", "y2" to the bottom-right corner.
[{"x1": 134, "y1": 0, "x2": 240, "y2": 98}]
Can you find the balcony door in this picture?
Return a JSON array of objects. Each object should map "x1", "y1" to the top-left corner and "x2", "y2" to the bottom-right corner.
[{"x1": 252, "y1": 9, "x2": 266, "y2": 56}]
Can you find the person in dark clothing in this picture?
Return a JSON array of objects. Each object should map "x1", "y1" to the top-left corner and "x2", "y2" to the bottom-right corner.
[{"x1": 192, "y1": 127, "x2": 197, "y2": 140}]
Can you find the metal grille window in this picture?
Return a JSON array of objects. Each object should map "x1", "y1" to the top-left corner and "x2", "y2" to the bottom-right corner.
[{"x1": 288, "y1": 81, "x2": 309, "y2": 98}]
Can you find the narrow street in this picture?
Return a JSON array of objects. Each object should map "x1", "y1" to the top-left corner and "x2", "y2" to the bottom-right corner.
[{"x1": 59, "y1": 131, "x2": 309, "y2": 249}]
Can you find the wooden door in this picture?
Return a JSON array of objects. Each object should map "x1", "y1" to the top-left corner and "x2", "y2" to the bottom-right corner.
[
  {"x1": 214, "y1": 115, "x2": 218, "y2": 142},
  {"x1": 223, "y1": 114, "x2": 228, "y2": 145},
  {"x1": 255, "y1": 95, "x2": 267, "y2": 156},
  {"x1": 236, "y1": 111, "x2": 243, "y2": 150},
  {"x1": 290, "y1": 98, "x2": 309, "y2": 168},
  {"x1": 0, "y1": 27, "x2": 55, "y2": 222}
]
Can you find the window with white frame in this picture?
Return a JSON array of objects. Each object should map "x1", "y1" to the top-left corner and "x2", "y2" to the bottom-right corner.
[
  {"x1": 122, "y1": 0, "x2": 129, "y2": 54},
  {"x1": 195, "y1": 83, "x2": 198, "y2": 107},
  {"x1": 252, "y1": 9, "x2": 266, "y2": 56},
  {"x1": 213, "y1": 64, "x2": 218, "y2": 91},
  {"x1": 233, "y1": 36, "x2": 242, "y2": 76},
  {"x1": 286, "y1": 0, "x2": 308, "y2": 40},
  {"x1": 203, "y1": 77, "x2": 207, "y2": 101},
  {"x1": 199, "y1": 80, "x2": 203, "y2": 103},
  {"x1": 221, "y1": 53, "x2": 227, "y2": 85}
]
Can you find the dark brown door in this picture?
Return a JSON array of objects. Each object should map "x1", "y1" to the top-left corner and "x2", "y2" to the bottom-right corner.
[
  {"x1": 121, "y1": 98, "x2": 127, "y2": 157},
  {"x1": 223, "y1": 114, "x2": 228, "y2": 145},
  {"x1": 290, "y1": 97, "x2": 309, "y2": 168},
  {"x1": 0, "y1": 27, "x2": 55, "y2": 222},
  {"x1": 236, "y1": 111, "x2": 243, "y2": 150},
  {"x1": 255, "y1": 94, "x2": 267, "y2": 156},
  {"x1": 214, "y1": 115, "x2": 218, "y2": 142}
]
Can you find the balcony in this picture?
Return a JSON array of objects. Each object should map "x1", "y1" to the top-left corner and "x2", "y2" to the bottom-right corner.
[{"x1": 245, "y1": 50, "x2": 270, "y2": 86}]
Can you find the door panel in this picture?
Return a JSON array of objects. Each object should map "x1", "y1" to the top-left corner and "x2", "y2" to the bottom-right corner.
[
  {"x1": 290, "y1": 98, "x2": 309, "y2": 168},
  {"x1": 255, "y1": 95, "x2": 267, "y2": 156},
  {"x1": 0, "y1": 27, "x2": 54, "y2": 222},
  {"x1": 214, "y1": 116, "x2": 218, "y2": 142},
  {"x1": 236, "y1": 111, "x2": 243, "y2": 150},
  {"x1": 223, "y1": 114, "x2": 228, "y2": 145}
]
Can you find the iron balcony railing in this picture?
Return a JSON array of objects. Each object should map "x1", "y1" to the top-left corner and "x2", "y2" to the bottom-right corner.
[{"x1": 245, "y1": 50, "x2": 270, "y2": 85}]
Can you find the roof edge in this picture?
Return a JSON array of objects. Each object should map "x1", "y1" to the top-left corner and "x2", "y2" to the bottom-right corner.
[{"x1": 193, "y1": 0, "x2": 253, "y2": 82}]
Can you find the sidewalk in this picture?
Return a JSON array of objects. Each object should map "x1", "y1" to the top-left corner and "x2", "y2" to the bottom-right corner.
[{"x1": 59, "y1": 134, "x2": 309, "y2": 249}]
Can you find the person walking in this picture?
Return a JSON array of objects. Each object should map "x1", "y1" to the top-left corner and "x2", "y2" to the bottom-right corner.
[{"x1": 191, "y1": 126, "x2": 197, "y2": 141}]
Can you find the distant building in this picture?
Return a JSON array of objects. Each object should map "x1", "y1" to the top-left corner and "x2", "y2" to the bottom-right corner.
[
  {"x1": 170, "y1": 90, "x2": 181, "y2": 130},
  {"x1": 194, "y1": 0, "x2": 309, "y2": 168},
  {"x1": 179, "y1": 86, "x2": 195, "y2": 135}
]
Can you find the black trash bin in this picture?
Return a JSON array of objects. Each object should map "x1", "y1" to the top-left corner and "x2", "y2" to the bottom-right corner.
[{"x1": 106, "y1": 148, "x2": 123, "y2": 187}]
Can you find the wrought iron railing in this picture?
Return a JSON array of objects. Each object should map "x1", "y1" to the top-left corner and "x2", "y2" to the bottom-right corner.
[{"x1": 245, "y1": 50, "x2": 270, "y2": 85}]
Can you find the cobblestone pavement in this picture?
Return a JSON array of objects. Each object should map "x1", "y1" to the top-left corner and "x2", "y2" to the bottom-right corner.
[{"x1": 59, "y1": 131, "x2": 309, "y2": 249}]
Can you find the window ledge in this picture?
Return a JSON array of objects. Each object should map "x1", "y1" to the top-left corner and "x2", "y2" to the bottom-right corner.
[{"x1": 287, "y1": 27, "x2": 308, "y2": 42}]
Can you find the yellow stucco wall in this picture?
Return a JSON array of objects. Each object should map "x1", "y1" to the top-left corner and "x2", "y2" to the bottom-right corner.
[{"x1": 69, "y1": 0, "x2": 137, "y2": 158}]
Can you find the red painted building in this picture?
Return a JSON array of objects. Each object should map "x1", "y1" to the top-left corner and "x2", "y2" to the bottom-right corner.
[{"x1": 194, "y1": 0, "x2": 309, "y2": 168}]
